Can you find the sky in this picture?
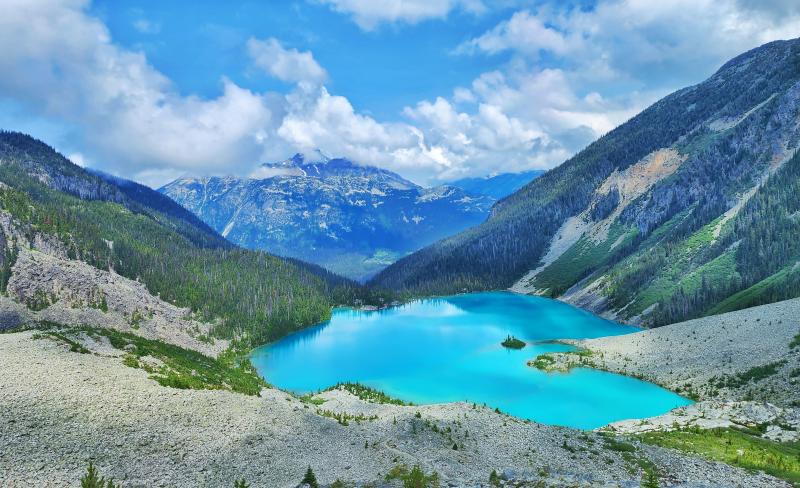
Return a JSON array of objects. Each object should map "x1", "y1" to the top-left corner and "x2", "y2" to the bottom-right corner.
[{"x1": 1, "y1": 1, "x2": 800, "y2": 188}]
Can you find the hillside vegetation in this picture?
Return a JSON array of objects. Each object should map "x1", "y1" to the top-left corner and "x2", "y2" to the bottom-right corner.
[
  {"x1": 373, "y1": 38, "x2": 800, "y2": 326},
  {"x1": 0, "y1": 132, "x2": 372, "y2": 346}
]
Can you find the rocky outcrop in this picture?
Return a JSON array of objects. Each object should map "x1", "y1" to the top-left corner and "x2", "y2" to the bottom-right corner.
[
  {"x1": 5, "y1": 249, "x2": 226, "y2": 356},
  {"x1": 0, "y1": 209, "x2": 226, "y2": 356}
]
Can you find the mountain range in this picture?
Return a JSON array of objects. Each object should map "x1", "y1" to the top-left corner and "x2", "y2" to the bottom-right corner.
[
  {"x1": 448, "y1": 170, "x2": 545, "y2": 200},
  {"x1": 160, "y1": 155, "x2": 539, "y2": 280},
  {"x1": 373, "y1": 38, "x2": 800, "y2": 327}
]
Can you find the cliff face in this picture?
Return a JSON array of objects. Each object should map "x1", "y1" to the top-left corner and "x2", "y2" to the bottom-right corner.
[
  {"x1": 374, "y1": 38, "x2": 800, "y2": 327},
  {"x1": 0, "y1": 209, "x2": 224, "y2": 355}
]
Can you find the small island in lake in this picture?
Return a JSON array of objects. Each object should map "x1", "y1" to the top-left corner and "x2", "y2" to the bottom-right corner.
[{"x1": 501, "y1": 335, "x2": 526, "y2": 349}]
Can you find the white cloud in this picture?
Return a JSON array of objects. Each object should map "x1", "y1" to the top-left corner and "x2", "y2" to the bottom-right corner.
[
  {"x1": 434, "y1": 0, "x2": 800, "y2": 178},
  {"x1": 276, "y1": 85, "x2": 455, "y2": 181},
  {"x1": 0, "y1": 0, "x2": 274, "y2": 187},
  {"x1": 316, "y1": 0, "x2": 485, "y2": 30},
  {"x1": 456, "y1": 10, "x2": 567, "y2": 56},
  {"x1": 2, "y1": 0, "x2": 800, "y2": 188},
  {"x1": 132, "y1": 18, "x2": 160, "y2": 34},
  {"x1": 247, "y1": 37, "x2": 328, "y2": 85},
  {"x1": 67, "y1": 152, "x2": 87, "y2": 167},
  {"x1": 458, "y1": 1, "x2": 800, "y2": 86}
]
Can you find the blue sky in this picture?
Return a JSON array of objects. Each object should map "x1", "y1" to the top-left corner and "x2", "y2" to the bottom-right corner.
[
  {"x1": 1, "y1": 0, "x2": 799, "y2": 187},
  {"x1": 89, "y1": 1, "x2": 517, "y2": 119}
]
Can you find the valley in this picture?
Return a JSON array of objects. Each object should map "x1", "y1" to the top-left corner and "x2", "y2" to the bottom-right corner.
[{"x1": 0, "y1": 8, "x2": 799, "y2": 487}]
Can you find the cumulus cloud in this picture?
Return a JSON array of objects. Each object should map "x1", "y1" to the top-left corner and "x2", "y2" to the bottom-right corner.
[
  {"x1": 2, "y1": 0, "x2": 800, "y2": 187},
  {"x1": 276, "y1": 85, "x2": 456, "y2": 181},
  {"x1": 431, "y1": 0, "x2": 800, "y2": 178},
  {"x1": 458, "y1": 1, "x2": 800, "y2": 86},
  {"x1": 0, "y1": 0, "x2": 273, "y2": 186},
  {"x1": 247, "y1": 37, "x2": 328, "y2": 85},
  {"x1": 316, "y1": 0, "x2": 485, "y2": 30}
]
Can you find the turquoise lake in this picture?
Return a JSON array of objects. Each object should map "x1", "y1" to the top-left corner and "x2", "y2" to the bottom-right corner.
[{"x1": 251, "y1": 291, "x2": 691, "y2": 429}]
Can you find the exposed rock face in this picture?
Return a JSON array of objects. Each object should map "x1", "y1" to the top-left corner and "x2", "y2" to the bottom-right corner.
[
  {"x1": 161, "y1": 154, "x2": 494, "y2": 281},
  {"x1": 605, "y1": 401, "x2": 800, "y2": 442},
  {"x1": 0, "y1": 210, "x2": 226, "y2": 356}
]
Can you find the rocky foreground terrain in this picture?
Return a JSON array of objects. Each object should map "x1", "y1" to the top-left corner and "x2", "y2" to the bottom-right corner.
[
  {"x1": 0, "y1": 328, "x2": 789, "y2": 488},
  {"x1": 533, "y1": 299, "x2": 800, "y2": 446}
]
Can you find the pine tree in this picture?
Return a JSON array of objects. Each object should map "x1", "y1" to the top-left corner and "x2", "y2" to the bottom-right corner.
[
  {"x1": 641, "y1": 470, "x2": 660, "y2": 488},
  {"x1": 233, "y1": 478, "x2": 250, "y2": 488},
  {"x1": 301, "y1": 466, "x2": 319, "y2": 488},
  {"x1": 489, "y1": 469, "x2": 501, "y2": 487},
  {"x1": 80, "y1": 462, "x2": 116, "y2": 488}
]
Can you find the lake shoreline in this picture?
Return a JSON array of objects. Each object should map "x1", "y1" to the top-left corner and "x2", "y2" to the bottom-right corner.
[{"x1": 0, "y1": 329, "x2": 788, "y2": 487}]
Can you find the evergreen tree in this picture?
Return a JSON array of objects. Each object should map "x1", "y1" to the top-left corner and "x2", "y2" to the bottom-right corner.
[
  {"x1": 80, "y1": 462, "x2": 116, "y2": 488},
  {"x1": 301, "y1": 466, "x2": 319, "y2": 488},
  {"x1": 641, "y1": 470, "x2": 660, "y2": 488}
]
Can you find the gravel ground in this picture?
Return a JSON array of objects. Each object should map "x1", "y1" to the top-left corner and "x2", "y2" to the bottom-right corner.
[
  {"x1": 569, "y1": 298, "x2": 800, "y2": 406},
  {"x1": 0, "y1": 330, "x2": 788, "y2": 488}
]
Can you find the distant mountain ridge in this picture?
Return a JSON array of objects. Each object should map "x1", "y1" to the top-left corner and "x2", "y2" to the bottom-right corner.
[
  {"x1": 373, "y1": 37, "x2": 800, "y2": 327},
  {"x1": 448, "y1": 170, "x2": 544, "y2": 200},
  {"x1": 160, "y1": 154, "x2": 496, "y2": 280}
]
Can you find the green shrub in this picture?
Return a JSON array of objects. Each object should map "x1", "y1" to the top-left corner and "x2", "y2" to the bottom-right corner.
[
  {"x1": 641, "y1": 470, "x2": 659, "y2": 488},
  {"x1": 80, "y1": 462, "x2": 117, "y2": 488},
  {"x1": 385, "y1": 464, "x2": 440, "y2": 488},
  {"x1": 301, "y1": 466, "x2": 319, "y2": 488}
]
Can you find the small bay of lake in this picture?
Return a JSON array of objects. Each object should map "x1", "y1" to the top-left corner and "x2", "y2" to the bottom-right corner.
[{"x1": 251, "y1": 291, "x2": 691, "y2": 429}]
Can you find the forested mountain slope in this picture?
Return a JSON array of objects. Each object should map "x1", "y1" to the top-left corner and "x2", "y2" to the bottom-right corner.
[
  {"x1": 160, "y1": 154, "x2": 493, "y2": 281},
  {"x1": 373, "y1": 38, "x2": 800, "y2": 327},
  {"x1": 0, "y1": 132, "x2": 364, "y2": 346}
]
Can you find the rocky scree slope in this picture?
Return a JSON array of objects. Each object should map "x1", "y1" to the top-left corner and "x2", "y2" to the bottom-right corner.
[
  {"x1": 0, "y1": 329, "x2": 788, "y2": 487},
  {"x1": 0, "y1": 131, "x2": 364, "y2": 347},
  {"x1": 160, "y1": 153, "x2": 495, "y2": 281},
  {"x1": 373, "y1": 38, "x2": 800, "y2": 327}
]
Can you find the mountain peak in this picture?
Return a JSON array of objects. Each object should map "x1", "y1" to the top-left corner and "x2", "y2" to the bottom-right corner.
[
  {"x1": 286, "y1": 150, "x2": 330, "y2": 166},
  {"x1": 251, "y1": 153, "x2": 419, "y2": 189}
]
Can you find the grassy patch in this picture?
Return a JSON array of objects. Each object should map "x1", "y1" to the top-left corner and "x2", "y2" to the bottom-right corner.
[
  {"x1": 32, "y1": 331, "x2": 90, "y2": 353},
  {"x1": 639, "y1": 427, "x2": 800, "y2": 487},
  {"x1": 385, "y1": 464, "x2": 440, "y2": 488},
  {"x1": 532, "y1": 224, "x2": 637, "y2": 296},
  {"x1": 708, "y1": 264, "x2": 797, "y2": 315},
  {"x1": 790, "y1": 332, "x2": 800, "y2": 350},
  {"x1": 39, "y1": 325, "x2": 267, "y2": 395},
  {"x1": 712, "y1": 361, "x2": 787, "y2": 389},
  {"x1": 529, "y1": 353, "x2": 557, "y2": 371}
]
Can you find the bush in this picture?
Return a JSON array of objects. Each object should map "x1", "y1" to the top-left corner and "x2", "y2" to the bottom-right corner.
[{"x1": 385, "y1": 464, "x2": 440, "y2": 488}]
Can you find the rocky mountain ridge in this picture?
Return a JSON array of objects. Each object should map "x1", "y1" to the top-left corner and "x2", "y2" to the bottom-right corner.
[
  {"x1": 161, "y1": 154, "x2": 497, "y2": 280},
  {"x1": 374, "y1": 37, "x2": 800, "y2": 327}
]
